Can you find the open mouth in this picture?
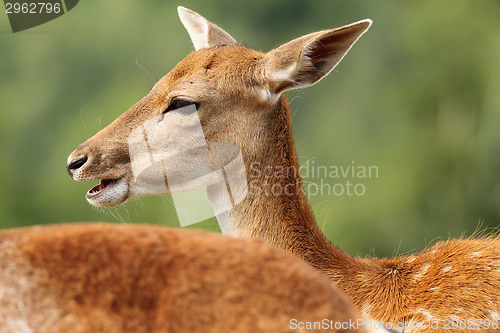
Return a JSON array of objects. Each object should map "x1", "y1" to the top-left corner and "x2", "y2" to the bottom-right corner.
[
  {"x1": 84, "y1": 176, "x2": 129, "y2": 208},
  {"x1": 86, "y1": 178, "x2": 120, "y2": 199}
]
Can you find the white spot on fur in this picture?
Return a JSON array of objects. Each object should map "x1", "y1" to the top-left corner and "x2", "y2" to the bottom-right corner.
[
  {"x1": 361, "y1": 302, "x2": 371, "y2": 316},
  {"x1": 462, "y1": 281, "x2": 481, "y2": 293},
  {"x1": 257, "y1": 88, "x2": 279, "y2": 104},
  {"x1": 489, "y1": 311, "x2": 500, "y2": 321},
  {"x1": 101, "y1": 154, "x2": 107, "y2": 159},
  {"x1": 416, "y1": 307, "x2": 435, "y2": 321},
  {"x1": 441, "y1": 264, "x2": 452, "y2": 273},
  {"x1": 488, "y1": 261, "x2": 500, "y2": 271},
  {"x1": 413, "y1": 264, "x2": 430, "y2": 282},
  {"x1": 428, "y1": 286, "x2": 440, "y2": 292},
  {"x1": 357, "y1": 273, "x2": 370, "y2": 282},
  {"x1": 258, "y1": 88, "x2": 271, "y2": 101},
  {"x1": 471, "y1": 251, "x2": 480, "y2": 258},
  {"x1": 406, "y1": 257, "x2": 415, "y2": 264}
]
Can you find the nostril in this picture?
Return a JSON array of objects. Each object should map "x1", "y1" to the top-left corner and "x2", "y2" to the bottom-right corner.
[{"x1": 67, "y1": 155, "x2": 88, "y2": 176}]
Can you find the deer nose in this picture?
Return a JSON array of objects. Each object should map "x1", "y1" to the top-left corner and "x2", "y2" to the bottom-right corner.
[{"x1": 66, "y1": 155, "x2": 88, "y2": 177}]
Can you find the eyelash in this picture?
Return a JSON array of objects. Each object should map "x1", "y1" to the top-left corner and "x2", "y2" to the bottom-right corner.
[{"x1": 163, "y1": 99, "x2": 196, "y2": 113}]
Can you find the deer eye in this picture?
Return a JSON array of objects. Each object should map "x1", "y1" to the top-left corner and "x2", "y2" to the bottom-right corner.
[{"x1": 164, "y1": 99, "x2": 197, "y2": 113}]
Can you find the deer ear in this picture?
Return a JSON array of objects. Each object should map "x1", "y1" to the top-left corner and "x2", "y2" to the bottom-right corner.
[
  {"x1": 262, "y1": 19, "x2": 372, "y2": 93},
  {"x1": 178, "y1": 6, "x2": 238, "y2": 50}
]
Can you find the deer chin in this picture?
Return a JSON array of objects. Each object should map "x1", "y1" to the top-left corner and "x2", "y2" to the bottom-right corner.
[{"x1": 86, "y1": 176, "x2": 129, "y2": 208}]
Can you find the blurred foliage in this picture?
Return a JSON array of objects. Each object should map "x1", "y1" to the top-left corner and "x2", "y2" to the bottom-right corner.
[{"x1": 1, "y1": 0, "x2": 500, "y2": 257}]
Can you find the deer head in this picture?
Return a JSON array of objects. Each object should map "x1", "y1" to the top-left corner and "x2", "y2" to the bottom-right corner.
[{"x1": 66, "y1": 7, "x2": 371, "y2": 221}]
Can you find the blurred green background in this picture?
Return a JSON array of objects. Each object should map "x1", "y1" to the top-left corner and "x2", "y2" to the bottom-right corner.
[{"x1": 1, "y1": 0, "x2": 500, "y2": 257}]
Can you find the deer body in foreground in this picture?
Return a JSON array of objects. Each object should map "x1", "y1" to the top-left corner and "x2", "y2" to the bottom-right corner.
[
  {"x1": 0, "y1": 223, "x2": 384, "y2": 333},
  {"x1": 67, "y1": 7, "x2": 500, "y2": 332}
]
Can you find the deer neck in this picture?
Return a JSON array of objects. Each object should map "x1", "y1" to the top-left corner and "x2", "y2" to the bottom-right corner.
[{"x1": 207, "y1": 95, "x2": 359, "y2": 281}]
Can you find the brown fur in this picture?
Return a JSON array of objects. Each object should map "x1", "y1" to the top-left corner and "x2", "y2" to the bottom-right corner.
[{"x1": 0, "y1": 223, "x2": 375, "y2": 333}]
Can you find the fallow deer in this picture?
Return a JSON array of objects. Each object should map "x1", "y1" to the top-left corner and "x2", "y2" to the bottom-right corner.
[{"x1": 67, "y1": 7, "x2": 500, "y2": 332}]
